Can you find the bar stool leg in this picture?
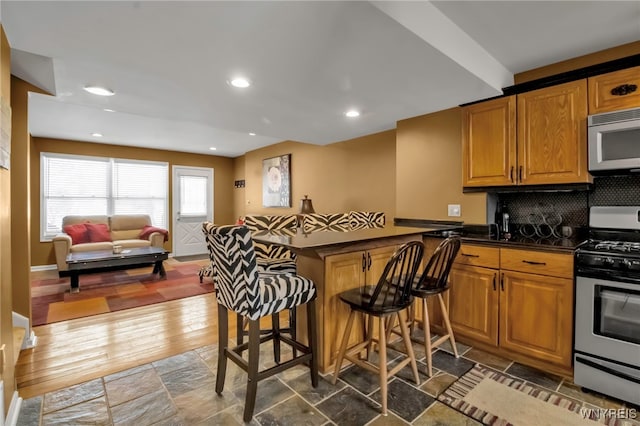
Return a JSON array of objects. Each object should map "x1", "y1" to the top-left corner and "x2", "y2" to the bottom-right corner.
[
  {"x1": 243, "y1": 318, "x2": 261, "y2": 422},
  {"x1": 216, "y1": 306, "x2": 229, "y2": 394},
  {"x1": 332, "y1": 310, "x2": 356, "y2": 385},
  {"x1": 378, "y1": 316, "x2": 388, "y2": 416},
  {"x1": 438, "y1": 293, "x2": 459, "y2": 358},
  {"x1": 290, "y1": 307, "x2": 297, "y2": 359},
  {"x1": 272, "y1": 313, "x2": 281, "y2": 363},
  {"x1": 398, "y1": 310, "x2": 420, "y2": 384},
  {"x1": 421, "y1": 298, "x2": 434, "y2": 377},
  {"x1": 307, "y1": 299, "x2": 319, "y2": 386}
]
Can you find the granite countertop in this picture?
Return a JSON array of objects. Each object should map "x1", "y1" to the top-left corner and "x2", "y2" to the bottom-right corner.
[
  {"x1": 252, "y1": 225, "x2": 437, "y2": 250},
  {"x1": 395, "y1": 219, "x2": 587, "y2": 252}
]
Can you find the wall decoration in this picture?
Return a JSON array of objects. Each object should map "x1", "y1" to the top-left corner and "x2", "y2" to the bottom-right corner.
[{"x1": 262, "y1": 154, "x2": 291, "y2": 207}]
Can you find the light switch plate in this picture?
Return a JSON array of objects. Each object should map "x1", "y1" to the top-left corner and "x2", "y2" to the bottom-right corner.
[{"x1": 448, "y1": 204, "x2": 461, "y2": 217}]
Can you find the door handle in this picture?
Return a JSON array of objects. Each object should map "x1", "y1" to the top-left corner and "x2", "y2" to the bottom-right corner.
[
  {"x1": 510, "y1": 166, "x2": 514, "y2": 182},
  {"x1": 362, "y1": 253, "x2": 366, "y2": 272},
  {"x1": 500, "y1": 273, "x2": 505, "y2": 291},
  {"x1": 461, "y1": 253, "x2": 480, "y2": 258},
  {"x1": 367, "y1": 253, "x2": 372, "y2": 270},
  {"x1": 519, "y1": 166, "x2": 523, "y2": 182},
  {"x1": 493, "y1": 274, "x2": 496, "y2": 291}
]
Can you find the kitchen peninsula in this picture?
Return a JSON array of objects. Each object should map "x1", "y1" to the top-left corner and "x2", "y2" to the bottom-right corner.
[{"x1": 252, "y1": 225, "x2": 438, "y2": 372}]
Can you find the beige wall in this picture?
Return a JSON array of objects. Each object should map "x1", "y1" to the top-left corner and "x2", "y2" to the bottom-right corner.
[
  {"x1": 30, "y1": 138, "x2": 236, "y2": 267},
  {"x1": 239, "y1": 130, "x2": 396, "y2": 219},
  {"x1": 0, "y1": 23, "x2": 16, "y2": 410},
  {"x1": 396, "y1": 107, "x2": 487, "y2": 224}
]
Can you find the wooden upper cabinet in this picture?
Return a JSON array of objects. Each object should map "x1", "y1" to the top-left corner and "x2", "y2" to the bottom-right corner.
[
  {"x1": 462, "y1": 95, "x2": 516, "y2": 187},
  {"x1": 517, "y1": 80, "x2": 591, "y2": 185},
  {"x1": 589, "y1": 65, "x2": 640, "y2": 114}
]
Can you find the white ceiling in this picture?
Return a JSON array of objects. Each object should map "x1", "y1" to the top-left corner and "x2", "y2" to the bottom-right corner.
[{"x1": 1, "y1": 1, "x2": 639, "y2": 158}]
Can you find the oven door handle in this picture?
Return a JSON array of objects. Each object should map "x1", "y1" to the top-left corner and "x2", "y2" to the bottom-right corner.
[
  {"x1": 575, "y1": 356, "x2": 640, "y2": 385},
  {"x1": 577, "y1": 268, "x2": 640, "y2": 285}
]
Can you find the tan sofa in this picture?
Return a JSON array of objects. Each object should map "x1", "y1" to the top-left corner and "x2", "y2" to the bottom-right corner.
[{"x1": 53, "y1": 214, "x2": 167, "y2": 273}]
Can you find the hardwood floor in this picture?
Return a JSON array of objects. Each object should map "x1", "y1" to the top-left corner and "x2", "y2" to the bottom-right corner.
[{"x1": 15, "y1": 293, "x2": 231, "y2": 399}]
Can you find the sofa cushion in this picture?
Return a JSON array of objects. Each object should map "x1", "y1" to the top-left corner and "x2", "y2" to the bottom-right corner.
[
  {"x1": 110, "y1": 214, "x2": 152, "y2": 241},
  {"x1": 63, "y1": 223, "x2": 90, "y2": 245},
  {"x1": 70, "y1": 242, "x2": 113, "y2": 252},
  {"x1": 116, "y1": 239, "x2": 152, "y2": 248},
  {"x1": 86, "y1": 223, "x2": 112, "y2": 242}
]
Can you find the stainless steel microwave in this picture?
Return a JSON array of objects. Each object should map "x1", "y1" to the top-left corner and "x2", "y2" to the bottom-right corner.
[{"x1": 588, "y1": 107, "x2": 640, "y2": 173}]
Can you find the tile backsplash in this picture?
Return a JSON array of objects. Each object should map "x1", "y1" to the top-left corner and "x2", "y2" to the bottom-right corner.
[{"x1": 494, "y1": 175, "x2": 640, "y2": 228}]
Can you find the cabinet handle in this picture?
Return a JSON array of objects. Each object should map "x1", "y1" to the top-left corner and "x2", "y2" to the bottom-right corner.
[
  {"x1": 500, "y1": 273, "x2": 505, "y2": 291},
  {"x1": 367, "y1": 253, "x2": 372, "y2": 270},
  {"x1": 492, "y1": 273, "x2": 496, "y2": 291},
  {"x1": 611, "y1": 84, "x2": 637, "y2": 96},
  {"x1": 510, "y1": 166, "x2": 514, "y2": 182},
  {"x1": 362, "y1": 253, "x2": 366, "y2": 272},
  {"x1": 461, "y1": 253, "x2": 480, "y2": 258},
  {"x1": 522, "y1": 260, "x2": 546, "y2": 265},
  {"x1": 519, "y1": 166, "x2": 523, "y2": 182}
]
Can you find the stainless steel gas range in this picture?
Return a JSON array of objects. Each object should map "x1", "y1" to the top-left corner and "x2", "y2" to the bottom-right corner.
[{"x1": 574, "y1": 206, "x2": 640, "y2": 406}]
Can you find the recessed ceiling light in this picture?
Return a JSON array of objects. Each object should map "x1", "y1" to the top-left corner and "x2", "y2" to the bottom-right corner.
[
  {"x1": 249, "y1": 132, "x2": 256, "y2": 136},
  {"x1": 345, "y1": 110, "x2": 360, "y2": 118},
  {"x1": 230, "y1": 77, "x2": 251, "y2": 88},
  {"x1": 91, "y1": 133, "x2": 103, "y2": 137},
  {"x1": 209, "y1": 147, "x2": 217, "y2": 151},
  {"x1": 83, "y1": 86, "x2": 115, "y2": 96},
  {"x1": 103, "y1": 108, "x2": 115, "y2": 112}
]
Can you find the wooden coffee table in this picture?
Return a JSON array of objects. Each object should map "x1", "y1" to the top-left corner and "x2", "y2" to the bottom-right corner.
[{"x1": 65, "y1": 246, "x2": 169, "y2": 293}]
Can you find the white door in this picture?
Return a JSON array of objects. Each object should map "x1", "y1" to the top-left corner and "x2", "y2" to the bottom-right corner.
[{"x1": 172, "y1": 166, "x2": 213, "y2": 257}]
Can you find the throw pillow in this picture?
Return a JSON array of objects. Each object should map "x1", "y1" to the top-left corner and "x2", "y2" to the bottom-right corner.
[
  {"x1": 63, "y1": 223, "x2": 90, "y2": 245},
  {"x1": 86, "y1": 223, "x2": 112, "y2": 242},
  {"x1": 139, "y1": 225, "x2": 169, "y2": 242}
]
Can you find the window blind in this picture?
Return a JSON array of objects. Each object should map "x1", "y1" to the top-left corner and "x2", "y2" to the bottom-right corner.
[{"x1": 41, "y1": 153, "x2": 168, "y2": 240}]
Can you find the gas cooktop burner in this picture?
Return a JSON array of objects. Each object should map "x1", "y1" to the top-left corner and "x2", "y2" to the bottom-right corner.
[{"x1": 593, "y1": 240, "x2": 640, "y2": 253}]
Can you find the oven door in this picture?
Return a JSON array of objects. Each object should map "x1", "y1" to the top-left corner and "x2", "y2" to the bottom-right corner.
[{"x1": 575, "y1": 275, "x2": 640, "y2": 367}]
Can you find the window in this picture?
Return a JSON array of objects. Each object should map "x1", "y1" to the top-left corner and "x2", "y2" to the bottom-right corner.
[{"x1": 41, "y1": 153, "x2": 168, "y2": 240}]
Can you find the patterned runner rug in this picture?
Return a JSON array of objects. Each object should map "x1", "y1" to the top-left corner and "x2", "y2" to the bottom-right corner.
[{"x1": 439, "y1": 365, "x2": 638, "y2": 426}]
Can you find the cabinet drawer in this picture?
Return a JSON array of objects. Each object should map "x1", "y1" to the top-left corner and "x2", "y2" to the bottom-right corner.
[
  {"x1": 500, "y1": 248, "x2": 573, "y2": 278},
  {"x1": 588, "y1": 66, "x2": 640, "y2": 114},
  {"x1": 455, "y1": 244, "x2": 499, "y2": 269}
]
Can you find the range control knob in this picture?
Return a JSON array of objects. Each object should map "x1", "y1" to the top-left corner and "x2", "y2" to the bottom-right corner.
[{"x1": 603, "y1": 257, "x2": 615, "y2": 266}]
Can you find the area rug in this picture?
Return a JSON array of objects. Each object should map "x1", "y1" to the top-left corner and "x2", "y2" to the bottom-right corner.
[
  {"x1": 31, "y1": 258, "x2": 214, "y2": 326},
  {"x1": 438, "y1": 365, "x2": 630, "y2": 426}
]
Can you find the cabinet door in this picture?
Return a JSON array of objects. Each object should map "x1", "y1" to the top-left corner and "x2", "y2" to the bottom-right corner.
[
  {"x1": 517, "y1": 80, "x2": 590, "y2": 185},
  {"x1": 365, "y1": 246, "x2": 398, "y2": 285},
  {"x1": 588, "y1": 66, "x2": 640, "y2": 114},
  {"x1": 324, "y1": 251, "x2": 366, "y2": 369},
  {"x1": 449, "y1": 264, "x2": 499, "y2": 347},
  {"x1": 462, "y1": 95, "x2": 517, "y2": 187},
  {"x1": 499, "y1": 271, "x2": 573, "y2": 368}
]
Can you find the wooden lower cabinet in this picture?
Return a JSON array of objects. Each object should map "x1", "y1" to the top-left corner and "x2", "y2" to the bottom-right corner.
[
  {"x1": 445, "y1": 244, "x2": 574, "y2": 375},
  {"x1": 322, "y1": 245, "x2": 397, "y2": 371},
  {"x1": 499, "y1": 270, "x2": 574, "y2": 368},
  {"x1": 449, "y1": 264, "x2": 499, "y2": 347}
]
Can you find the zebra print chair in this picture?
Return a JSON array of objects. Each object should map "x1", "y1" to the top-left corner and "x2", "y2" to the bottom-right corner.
[
  {"x1": 244, "y1": 214, "x2": 298, "y2": 274},
  {"x1": 198, "y1": 215, "x2": 298, "y2": 282},
  {"x1": 301, "y1": 212, "x2": 350, "y2": 233},
  {"x1": 348, "y1": 211, "x2": 386, "y2": 229},
  {"x1": 204, "y1": 224, "x2": 318, "y2": 422}
]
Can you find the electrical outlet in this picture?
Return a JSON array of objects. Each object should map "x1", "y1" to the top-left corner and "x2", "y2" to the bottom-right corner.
[{"x1": 448, "y1": 204, "x2": 461, "y2": 217}]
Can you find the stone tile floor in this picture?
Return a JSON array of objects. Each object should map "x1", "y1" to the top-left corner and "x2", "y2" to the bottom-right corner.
[{"x1": 17, "y1": 334, "x2": 636, "y2": 426}]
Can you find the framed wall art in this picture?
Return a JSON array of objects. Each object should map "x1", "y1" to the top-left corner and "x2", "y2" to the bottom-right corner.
[{"x1": 262, "y1": 154, "x2": 291, "y2": 207}]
